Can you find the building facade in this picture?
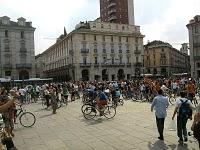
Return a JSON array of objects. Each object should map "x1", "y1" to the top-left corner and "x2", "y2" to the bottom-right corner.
[
  {"x1": 35, "y1": 54, "x2": 44, "y2": 78},
  {"x1": 144, "y1": 41, "x2": 190, "y2": 77},
  {"x1": 42, "y1": 20, "x2": 144, "y2": 81},
  {"x1": 187, "y1": 15, "x2": 200, "y2": 78},
  {"x1": 100, "y1": 0, "x2": 134, "y2": 25},
  {"x1": 0, "y1": 16, "x2": 36, "y2": 80}
]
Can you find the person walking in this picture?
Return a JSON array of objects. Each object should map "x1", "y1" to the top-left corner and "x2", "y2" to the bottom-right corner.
[
  {"x1": 172, "y1": 91, "x2": 193, "y2": 144},
  {"x1": 191, "y1": 104, "x2": 200, "y2": 148},
  {"x1": 151, "y1": 89, "x2": 169, "y2": 140}
]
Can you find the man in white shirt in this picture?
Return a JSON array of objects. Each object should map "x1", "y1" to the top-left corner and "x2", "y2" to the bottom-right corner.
[{"x1": 151, "y1": 89, "x2": 169, "y2": 140}]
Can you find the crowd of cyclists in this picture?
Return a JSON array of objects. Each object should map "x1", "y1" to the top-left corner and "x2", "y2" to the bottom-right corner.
[{"x1": 0, "y1": 76, "x2": 200, "y2": 149}]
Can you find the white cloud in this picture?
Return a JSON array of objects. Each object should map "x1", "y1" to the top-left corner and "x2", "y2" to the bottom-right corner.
[{"x1": 1, "y1": 0, "x2": 199, "y2": 54}]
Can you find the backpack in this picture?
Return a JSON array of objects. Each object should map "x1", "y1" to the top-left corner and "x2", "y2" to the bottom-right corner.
[
  {"x1": 178, "y1": 99, "x2": 192, "y2": 118},
  {"x1": 99, "y1": 92, "x2": 107, "y2": 100}
]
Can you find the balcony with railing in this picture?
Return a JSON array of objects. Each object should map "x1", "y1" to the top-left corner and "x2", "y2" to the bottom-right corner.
[
  {"x1": 108, "y1": 16, "x2": 117, "y2": 22},
  {"x1": 134, "y1": 50, "x2": 141, "y2": 54},
  {"x1": 20, "y1": 47, "x2": 27, "y2": 53},
  {"x1": 118, "y1": 63, "x2": 125, "y2": 66},
  {"x1": 126, "y1": 63, "x2": 131, "y2": 67},
  {"x1": 81, "y1": 49, "x2": 89, "y2": 53},
  {"x1": 3, "y1": 64, "x2": 12, "y2": 69},
  {"x1": 108, "y1": 2, "x2": 116, "y2": 8},
  {"x1": 94, "y1": 63, "x2": 99, "y2": 67},
  {"x1": 4, "y1": 46, "x2": 10, "y2": 52},
  {"x1": 134, "y1": 62, "x2": 142, "y2": 67},
  {"x1": 16, "y1": 63, "x2": 32, "y2": 69},
  {"x1": 108, "y1": 9, "x2": 116, "y2": 15},
  {"x1": 79, "y1": 63, "x2": 91, "y2": 67}
]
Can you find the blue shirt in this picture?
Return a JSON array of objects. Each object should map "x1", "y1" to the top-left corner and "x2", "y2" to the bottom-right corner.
[{"x1": 151, "y1": 95, "x2": 169, "y2": 118}]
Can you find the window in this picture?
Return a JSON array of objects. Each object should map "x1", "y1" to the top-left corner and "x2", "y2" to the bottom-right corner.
[
  {"x1": 103, "y1": 57, "x2": 106, "y2": 62},
  {"x1": 111, "y1": 44, "x2": 114, "y2": 53},
  {"x1": 5, "y1": 71, "x2": 11, "y2": 76},
  {"x1": 136, "y1": 56, "x2": 139, "y2": 63},
  {"x1": 126, "y1": 37, "x2": 128, "y2": 42},
  {"x1": 135, "y1": 38, "x2": 138, "y2": 43},
  {"x1": 83, "y1": 34, "x2": 86, "y2": 40},
  {"x1": 83, "y1": 57, "x2": 87, "y2": 64},
  {"x1": 95, "y1": 57, "x2": 98, "y2": 64},
  {"x1": 101, "y1": 24, "x2": 103, "y2": 28},
  {"x1": 119, "y1": 56, "x2": 122, "y2": 63},
  {"x1": 127, "y1": 56, "x2": 130, "y2": 63},
  {"x1": 20, "y1": 54, "x2": 26, "y2": 64},
  {"x1": 119, "y1": 45, "x2": 122, "y2": 53},
  {"x1": 153, "y1": 54, "x2": 155, "y2": 59},
  {"x1": 21, "y1": 31, "x2": 24, "y2": 39},
  {"x1": 102, "y1": 35, "x2": 105, "y2": 41},
  {"x1": 197, "y1": 62, "x2": 200, "y2": 68},
  {"x1": 94, "y1": 44, "x2": 97, "y2": 53},
  {"x1": 5, "y1": 30, "x2": 8, "y2": 37},
  {"x1": 82, "y1": 43, "x2": 86, "y2": 49},
  {"x1": 111, "y1": 36, "x2": 113, "y2": 42},
  {"x1": 112, "y1": 57, "x2": 114, "y2": 64},
  {"x1": 162, "y1": 48, "x2": 164, "y2": 52},
  {"x1": 119, "y1": 36, "x2": 121, "y2": 42},
  {"x1": 94, "y1": 35, "x2": 96, "y2": 41}
]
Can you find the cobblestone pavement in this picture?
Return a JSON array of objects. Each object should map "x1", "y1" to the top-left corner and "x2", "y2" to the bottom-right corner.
[{"x1": 13, "y1": 99, "x2": 199, "y2": 150}]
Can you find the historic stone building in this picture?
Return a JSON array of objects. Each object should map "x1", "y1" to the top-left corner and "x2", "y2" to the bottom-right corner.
[
  {"x1": 187, "y1": 15, "x2": 200, "y2": 78},
  {"x1": 144, "y1": 41, "x2": 190, "y2": 77},
  {"x1": 35, "y1": 54, "x2": 44, "y2": 78},
  {"x1": 42, "y1": 20, "x2": 144, "y2": 81},
  {"x1": 0, "y1": 16, "x2": 36, "y2": 80}
]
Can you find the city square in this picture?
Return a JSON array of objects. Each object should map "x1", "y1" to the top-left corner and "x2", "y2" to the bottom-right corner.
[
  {"x1": 0, "y1": 0, "x2": 200, "y2": 149},
  {"x1": 12, "y1": 99, "x2": 199, "y2": 150}
]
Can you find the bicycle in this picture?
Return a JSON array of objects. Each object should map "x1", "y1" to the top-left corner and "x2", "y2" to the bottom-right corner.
[
  {"x1": 166, "y1": 90, "x2": 176, "y2": 105},
  {"x1": 112, "y1": 97, "x2": 124, "y2": 107},
  {"x1": 82, "y1": 103, "x2": 116, "y2": 120},
  {"x1": 15, "y1": 105, "x2": 36, "y2": 127}
]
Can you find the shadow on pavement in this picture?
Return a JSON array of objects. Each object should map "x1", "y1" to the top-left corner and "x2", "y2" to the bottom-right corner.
[
  {"x1": 34, "y1": 108, "x2": 46, "y2": 112},
  {"x1": 148, "y1": 140, "x2": 168, "y2": 150},
  {"x1": 80, "y1": 117, "x2": 104, "y2": 126},
  {"x1": 39, "y1": 113, "x2": 54, "y2": 118}
]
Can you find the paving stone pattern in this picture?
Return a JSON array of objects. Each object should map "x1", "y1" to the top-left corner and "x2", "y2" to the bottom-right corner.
[{"x1": 13, "y1": 99, "x2": 199, "y2": 150}]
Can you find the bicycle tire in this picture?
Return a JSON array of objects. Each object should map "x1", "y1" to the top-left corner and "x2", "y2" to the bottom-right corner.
[
  {"x1": 81, "y1": 104, "x2": 92, "y2": 114},
  {"x1": 19, "y1": 112, "x2": 36, "y2": 127},
  {"x1": 83, "y1": 106, "x2": 97, "y2": 120},
  {"x1": 104, "y1": 106, "x2": 116, "y2": 119}
]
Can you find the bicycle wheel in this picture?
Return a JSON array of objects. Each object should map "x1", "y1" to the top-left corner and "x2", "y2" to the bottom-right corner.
[
  {"x1": 104, "y1": 106, "x2": 116, "y2": 119},
  {"x1": 83, "y1": 106, "x2": 97, "y2": 120},
  {"x1": 81, "y1": 104, "x2": 92, "y2": 114},
  {"x1": 19, "y1": 112, "x2": 36, "y2": 127}
]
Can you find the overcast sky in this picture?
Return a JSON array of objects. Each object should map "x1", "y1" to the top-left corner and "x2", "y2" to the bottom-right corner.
[{"x1": 1, "y1": 0, "x2": 199, "y2": 55}]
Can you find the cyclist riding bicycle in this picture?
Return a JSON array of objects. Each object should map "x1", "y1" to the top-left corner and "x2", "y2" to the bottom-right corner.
[{"x1": 96, "y1": 88, "x2": 108, "y2": 116}]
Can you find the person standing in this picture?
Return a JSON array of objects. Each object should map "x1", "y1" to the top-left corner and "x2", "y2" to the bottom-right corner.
[
  {"x1": 151, "y1": 89, "x2": 169, "y2": 140},
  {"x1": 172, "y1": 91, "x2": 193, "y2": 144}
]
